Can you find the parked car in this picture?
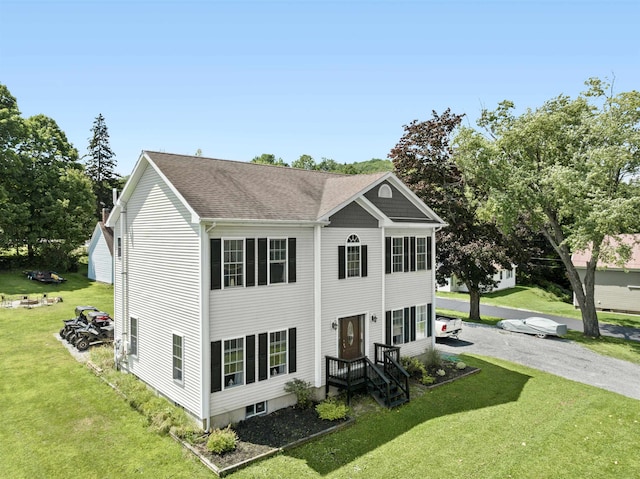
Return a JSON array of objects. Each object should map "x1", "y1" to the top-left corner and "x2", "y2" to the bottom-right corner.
[
  {"x1": 496, "y1": 316, "x2": 568, "y2": 339},
  {"x1": 24, "y1": 270, "x2": 66, "y2": 283},
  {"x1": 435, "y1": 314, "x2": 463, "y2": 339}
]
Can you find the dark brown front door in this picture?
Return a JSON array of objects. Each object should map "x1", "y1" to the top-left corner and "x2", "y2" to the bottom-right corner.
[{"x1": 339, "y1": 315, "x2": 364, "y2": 360}]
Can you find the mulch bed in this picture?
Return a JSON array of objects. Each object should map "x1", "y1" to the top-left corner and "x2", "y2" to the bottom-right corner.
[
  {"x1": 190, "y1": 405, "x2": 351, "y2": 473},
  {"x1": 185, "y1": 359, "x2": 479, "y2": 475}
]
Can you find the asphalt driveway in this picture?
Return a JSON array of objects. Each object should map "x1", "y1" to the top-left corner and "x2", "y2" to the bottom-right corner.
[{"x1": 436, "y1": 321, "x2": 640, "y2": 401}]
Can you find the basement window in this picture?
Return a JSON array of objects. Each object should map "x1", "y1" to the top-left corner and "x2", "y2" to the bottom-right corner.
[{"x1": 246, "y1": 401, "x2": 267, "y2": 418}]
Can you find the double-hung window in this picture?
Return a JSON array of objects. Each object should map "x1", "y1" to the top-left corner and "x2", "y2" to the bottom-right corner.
[
  {"x1": 269, "y1": 330, "x2": 287, "y2": 376},
  {"x1": 223, "y1": 239, "x2": 244, "y2": 287},
  {"x1": 392, "y1": 237, "x2": 404, "y2": 273},
  {"x1": 172, "y1": 334, "x2": 184, "y2": 383},
  {"x1": 224, "y1": 338, "x2": 244, "y2": 388},
  {"x1": 392, "y1": 309, "x2": 404, "y2": 345},
  {"x1": 269, "y1": 239, "x2": 287, "y2": 284},
  {"x1": 416, "y1": 305, "x2": 427, "y2": 339},
  {"x1": 346, "y1": 234, "x2": 361, "y2": 278},
  {"x1": 130, "y1": 316, "x2": 138, "y2": 356},
  {"x1": 416, "y1": 237, "x2": 427, "y2": 271}
]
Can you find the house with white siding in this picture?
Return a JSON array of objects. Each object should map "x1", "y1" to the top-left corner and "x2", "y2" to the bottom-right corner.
[
  {"x1": 572, "y1": 235, "x2": 640, "y2": 314},
  {"x1": 106, "y1": 151, "x2": 446, "y2": 430},
  {"x1": 87, "y1": 214, "x2": 114, "y2": 284},
  {"x1": 438, "y1": 265, "x2": 517, "y2": 293}
]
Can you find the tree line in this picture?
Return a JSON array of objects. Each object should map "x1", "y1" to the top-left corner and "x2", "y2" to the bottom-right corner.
[{"x1": 0, "y1": 84, "x2": 120, "y2": 270}]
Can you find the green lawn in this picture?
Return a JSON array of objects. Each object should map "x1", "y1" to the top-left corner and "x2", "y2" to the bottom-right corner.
[
  {"x1": 2, "y1": 270, "x2": 639, "y2": 478},
  {"x1": 437, "y1": 285, "x2": 640, "y2": 329}
]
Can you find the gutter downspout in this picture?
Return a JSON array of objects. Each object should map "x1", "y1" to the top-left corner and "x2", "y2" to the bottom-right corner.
[
  {"x1": 314, "y1": 224, "x2": 322, "y2": 387},
  {"x1": 201, "y1": 222, "x2": 212, "y2": 431},
  {"x1": 120, "y1": 202, "x2": 129, "y2": 362},
  {"x1": 431, "y1": 226, "x2": 442, "y2": 349}
]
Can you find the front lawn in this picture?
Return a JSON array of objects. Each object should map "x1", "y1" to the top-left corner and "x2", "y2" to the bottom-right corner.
[{"x1": 1, "y1": 270, "x2": 638, "y2": 479}]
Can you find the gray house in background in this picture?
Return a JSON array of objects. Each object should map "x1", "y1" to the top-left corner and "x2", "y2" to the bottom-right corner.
[
  {"x1": 106, "y1": 151, "x2": 446, "y2": 429},
  {"x1": 87, "y1": 213, "x2": 114, "y2": 284},
  {"x1": 572, "y1": 234, "x2": 640, "y2": 314}
]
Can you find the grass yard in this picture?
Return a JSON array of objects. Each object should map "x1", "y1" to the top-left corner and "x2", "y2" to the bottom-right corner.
[
  {"x1": 1, "y1": 269, "x2": 639, "y2": 478},
  {"x1": 437, "y1": 285, "x2": 640, "y2": 329}
]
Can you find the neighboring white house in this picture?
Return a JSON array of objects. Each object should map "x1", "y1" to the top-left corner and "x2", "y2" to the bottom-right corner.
[
  {"x1": 572, "y1": 235, "x2": 640, "y2": 314},
  {"x1": 106, "y1": 151, "x2": 446, "y2": 430},
  {"x1": 87, "y1": 215, "x2": 114, "y2": 284},
  {"x1": 438, "y1": 265, "x2": 517, "y2": 293}
]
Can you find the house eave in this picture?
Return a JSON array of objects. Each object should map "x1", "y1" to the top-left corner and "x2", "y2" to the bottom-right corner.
[{"x1": 199, "y1": 218, "x2": 330, "y2": 228}]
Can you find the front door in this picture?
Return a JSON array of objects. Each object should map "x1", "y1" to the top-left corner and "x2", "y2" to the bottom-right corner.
[{"x1": 339, "y1": 315, "x2": 364, "y2": 360}]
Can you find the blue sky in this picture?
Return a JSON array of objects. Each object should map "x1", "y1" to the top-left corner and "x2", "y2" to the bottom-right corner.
[{"x1": 1, "y1": 0, "x2": 638, "y2": 176}]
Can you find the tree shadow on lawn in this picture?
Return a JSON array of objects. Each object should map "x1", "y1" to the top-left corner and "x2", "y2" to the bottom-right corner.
[{"x1": 286, "y1": 357, "x2": 531, "y2": 476}]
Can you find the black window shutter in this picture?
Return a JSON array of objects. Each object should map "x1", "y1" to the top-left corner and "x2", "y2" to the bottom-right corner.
[
  {"x1": 246, "y1": 334, "x2": 255, "y2": 384},
  {"x1": 403, "y1": 237, "x2": 410, "y2": 273},
  {"x1": 403, "y1": 307, "x2": 410, "y2": 343},
  {"x1": 288, "y1": 238, "x2": 296, "y2": 283},
  {"x1": 338, "y1": 246, "x2": 346, "y2": 279},
  {"x1": 211, "y1": 239, "x2": 222, "y2": 290},
  {"x1": 427, "y1": 237, "x2": 433, "y2": 270},
  {"x1": 427, "y1": 303, "x2": 433, "y2": 337},
  {"x1": 246, "y1": 238, "x2": 255, "y2": 287},
  {"x1": 258, "y1": 333, "x2": 268, "y2": 381},
  {"x1": 385, "y1": 310, "x2": 392, "y2": 345},
  {"x1": 288, "y1": 328, "x2": 297, "y2": 373},
  {"x1": 385, "y1": 237, "x2": 391, "y2": 274},
  {"x1": 361, "y1": 245, "x2": 368, "y2": 277},
  {"x1": 258, "y1": 238, "x2": 267, "y2": 286},
  {"x1": 211, "y1": 341, "x2": 222, "y2": 392},
  {"x1": 410, "y1": 237, "x2": 416, "y2": 272},
  {"x1": 410, "y1": 306, "x2": 416, "y2": 341}
]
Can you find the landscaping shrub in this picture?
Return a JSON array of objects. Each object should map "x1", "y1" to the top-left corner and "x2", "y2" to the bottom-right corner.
[
  {"x1": 206, "y1": 426, "x2": 238, "y2": 454},
  {"x1": 456, "y1": 361, "x2": 467, "y2": 370},
  {"x1": 423, "y1": 346, "x2": 443, "y2": 369},
  {"x1": 316, "y1": 398, "x2": 349, "y2": 421},
  {"x1": 284, "y1": 378, "x2": 314, "y2": 409},
  {"x1": 400, "y1": 356, "x2": 428, "y2": 380}
]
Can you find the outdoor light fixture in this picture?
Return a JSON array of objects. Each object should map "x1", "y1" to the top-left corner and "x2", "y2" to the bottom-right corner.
[
  {"x1": 371, "y1": 314, "x2": 377, "y2": 322},
  {"x1": 331, "y1": 320, "x2": 338, "y2": 330}
]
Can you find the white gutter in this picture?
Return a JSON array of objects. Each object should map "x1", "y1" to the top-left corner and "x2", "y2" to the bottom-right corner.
[{"x1": 313, "y1": 224, "x2": 322, "y2": 387}]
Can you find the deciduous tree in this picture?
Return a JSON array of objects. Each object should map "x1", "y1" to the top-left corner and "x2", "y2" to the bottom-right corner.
[
  {"x1": 390, "y1": 109, "x2": 512, "y2": 320},
  {"x1": 455, "y1": 78, "x2": 640, "y2": 337}
]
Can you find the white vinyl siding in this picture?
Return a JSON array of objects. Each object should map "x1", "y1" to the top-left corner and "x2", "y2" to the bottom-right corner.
[
  {"x1": 87, "y1": 223, "x2": 113, "y2": 284},
  {"x1": 209, "y1": 226, "x2": 314, "y2": 417},
  {"x1": 115, "y1": 164, "x2": 202, "y2": 419}
]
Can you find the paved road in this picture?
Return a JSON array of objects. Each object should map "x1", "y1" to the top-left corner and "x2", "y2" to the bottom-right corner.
[
  {"x1": 437, "y1": 298, "x2": 640, "y2": 342},
  {"x1": 436, "y1": 321, "x2": 640, "y2": 401}
]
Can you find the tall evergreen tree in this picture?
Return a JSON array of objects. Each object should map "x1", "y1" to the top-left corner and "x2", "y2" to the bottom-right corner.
[{"x1": 85, "y1": 113, "x2": 118, "y2": 219}]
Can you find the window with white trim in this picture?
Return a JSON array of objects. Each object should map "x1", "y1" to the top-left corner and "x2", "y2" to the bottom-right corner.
[
  {"x1": 223, "y1": 239, "x2": 244, "y2": 287},
  {"x1": 269, "y1": 239, "x2": 287, "y2": 284},
  {"x1": 346, "y1": 234, "x2": 361, "y2": 278},
  {"x1": 246, "y1": 401, "x2": 267, "y2": 418},
  {"x1": 416, "y1": 237, "x2": 427, "y2": 271},
  {"x1": 392, "y1": 309, "x2": 404, "y2": 345},
  {"x1": 172, "y1": 334, "x2": 184, "y2": 382},
  {"x1": 416, "y1": 305, "x2": 427, "y2": 339},
  {"x1": 224, "y1": 338, "x2": 244, "y2": 388},
  {"x1": 130, "y1": 316, "x2": 138, "y2": 356},
  {"x1": 392, "y1": 237, "x2": 403, "y2": 273},
  {"x1": 269, "y1": 330, "x2": 287, "y2": 376}
]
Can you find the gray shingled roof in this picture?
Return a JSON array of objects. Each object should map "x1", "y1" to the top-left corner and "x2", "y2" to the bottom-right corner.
[{"x1": 146, "y1": 151, "x2": 388, "y2": 221}]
